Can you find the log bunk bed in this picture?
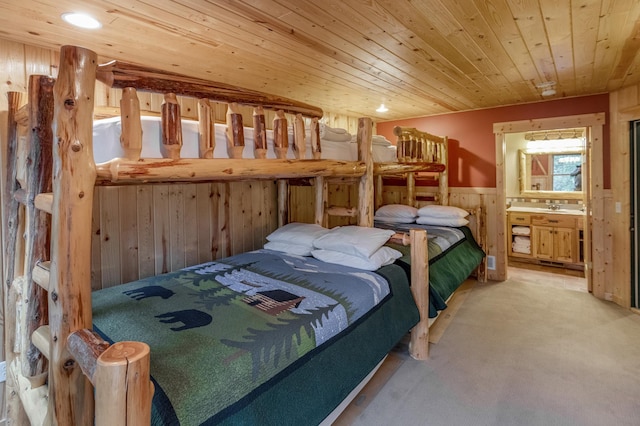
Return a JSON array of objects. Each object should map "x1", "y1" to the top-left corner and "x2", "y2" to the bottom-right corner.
[
  {"x1": 1, "y1": 45, "x2": 458, "y2": 426},
  {"x1": 372, "y1": 126, "x2": 487, "y2": 322}
]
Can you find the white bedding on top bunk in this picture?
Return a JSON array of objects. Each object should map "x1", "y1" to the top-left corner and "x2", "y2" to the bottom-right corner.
[{"x1": 92, "y1": 116, "x2": 397, "y2": 163}]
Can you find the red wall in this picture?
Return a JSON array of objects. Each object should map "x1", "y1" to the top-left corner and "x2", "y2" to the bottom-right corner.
[{"x1": 376, "y1": 94, "x2": 610, "y2": 188}]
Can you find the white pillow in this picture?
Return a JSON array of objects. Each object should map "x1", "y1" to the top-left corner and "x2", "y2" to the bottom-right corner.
[
  {"x1": 312, "y1": 246, "x2": 402, "y2": 271},
  {"x1": 375, "y1": 204, "x2": 418, "y2": 219},
  {"x1": 264, "y1": 241, "x2": 314, "y2": 256},
  {"x1": 416, "y1": 216, "x2": 469, "y2": 227},
  {"x1": 417, "y1": 205, "x2": 469, "y2": 218},
  {"x1": 266, "y1": 222, "x2": 330, "y2": 246},
  {"x1": 374, "y1": 216, "x2": 416, "y2": 224},
  {"x1": 312, "y1": 226, "x2": 395, "y2": 259}
]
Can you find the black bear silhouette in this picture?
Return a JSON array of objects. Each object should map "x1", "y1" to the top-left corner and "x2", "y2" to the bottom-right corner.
[
  {"x1": 155, "y1": 309, "x2": 213, "y2": 331},
  {"x1": 123, "y1": 286, "x2": 175, "y2": 301}
]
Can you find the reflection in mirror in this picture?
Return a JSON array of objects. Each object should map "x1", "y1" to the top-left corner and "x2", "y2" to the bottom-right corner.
[
  {"x1": 520, "y1": 150, "x2": 583, "y2": 192},
  {"x1": 506, "y1": 127, "x2": 586, "y2": 200}
]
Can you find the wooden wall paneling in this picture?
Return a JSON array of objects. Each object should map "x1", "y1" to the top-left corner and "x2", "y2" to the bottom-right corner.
[
  {"x1": 119, "y1": 186, "x2": 139, "y2": 284},
  {"x1": 251, "y1": 181, "x2": 265, "y2": 248},
  {"x1": 153, "y1": 185, "x2": 170, "y2": 275},
  {"x1": 183, "y1": 184, "x2": 199, "y2": 267},
  {"x1": 137, "y1": 91, "x2": 153, "y2": 113},
  {"x1": 94, "y1": 81, "x2": 109, "y2": 109},
  {"x1": 168, "y1": 185, "x2": 186, "y2": 271},
  {"x1": 241, "y1": 182, "x2": 254, "y2": 253},
  {"x1": 602, "y1": 190, "x2": 615, "y2": 300},
  {"x1": 288, "y1": 185, "x2": 314, "y2": 224},
  {"x1": 610, "y1": 84, "x2": 639, "y2": 307},
  {"x1": 263, "y1": 180, "x2": 277, "y2": 236},
  {"x1": 217, "y1": 183, "x2": 231, "y2": 259},
  {"x1": 209, "y1": 183, "x2": 222, "y2": 260},
  {"x1": 149, "y1": 93, "x2": 165, "y2": 113},
  {"x1": 23, "y1": 44, "x2": 57, "y2": 77},
  {"x1": 229, "y1": 182, "x2": 244, "y2": 255},
  {"x1": 136, "y1": 185, "x2": 155, "y2": 280},
  {"x1": 99, "y1": 186, "x2": 122, "y2": 288},
  {"x1": 195, "y1": 183, "x2": 213, "y2": 264},
  {"x1": 0, "y1": 40, "x2": 28, "y2": 110},
  {"x1": 91, "y1": 188, "x2": 103, "y2": 290},
  {"x1": 178, "y1": 96, "x2": 198, "y2": 120},
  {"x1": 589, "y1": 122, "x2": 606, "y2": 299}
]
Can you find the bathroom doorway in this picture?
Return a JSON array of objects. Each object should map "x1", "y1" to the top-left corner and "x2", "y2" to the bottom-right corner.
[{"x1": 493, "y1": 113, "x2": 607, "y2": 295}]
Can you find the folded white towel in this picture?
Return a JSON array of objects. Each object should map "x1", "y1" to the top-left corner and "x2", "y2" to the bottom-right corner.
[{"x1": 511, "y1": 226, "x2": 530, "y2": 235}]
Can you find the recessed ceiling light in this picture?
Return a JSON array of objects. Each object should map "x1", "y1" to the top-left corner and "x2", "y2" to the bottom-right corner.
[
  {"x1": 61, "y1": 12, "x2": 102, "y2": 29},
  {"x1": 376, "y1": 103, "x2": 388, "y2": 113},
  {"x1": 541, "y1": 88, "x2": 557, "y2": 96}
]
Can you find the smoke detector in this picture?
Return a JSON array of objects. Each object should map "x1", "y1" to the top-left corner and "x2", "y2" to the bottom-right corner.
[{"x1": 536, "y1": 81, "x2": 556, "y2": 96}]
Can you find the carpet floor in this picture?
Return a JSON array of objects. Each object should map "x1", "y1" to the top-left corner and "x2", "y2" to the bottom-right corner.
[{"x1": 339, "y1": 267, "x2": 640, "y2": 426}]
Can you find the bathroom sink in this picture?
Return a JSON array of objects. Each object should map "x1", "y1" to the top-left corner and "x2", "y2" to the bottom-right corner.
[{"x1": 506, "y1": 206, "x2": 585, "y2": 215}]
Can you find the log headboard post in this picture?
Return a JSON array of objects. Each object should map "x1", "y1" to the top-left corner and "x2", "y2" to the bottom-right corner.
[
  {"x1": 197, "y1": 98, "x2": 215, "y2": 159},
  {"x1": 120, "y1": 87, "x2": 142, "y2": 161},
  {"x1": 252, "y1": 106, "x2": 267, "y2": 159},
  {"x1": 160, "y1": 93, "x2": 183, "y2": 160},
  {"x1": 51, "y1": 44, "x2": 98, "y2": 425},
  {"x1": 357, "y1": 117, "x2": 374, "y2": 227}
]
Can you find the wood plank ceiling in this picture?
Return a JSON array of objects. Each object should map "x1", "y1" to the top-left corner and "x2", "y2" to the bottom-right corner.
[{"x1": 1, "y1": 0, "x2": 640, "y2": 120}]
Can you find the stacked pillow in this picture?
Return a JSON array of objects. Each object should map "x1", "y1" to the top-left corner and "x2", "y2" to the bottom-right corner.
[
  {"x1": 416, "y1": 205, "x2": 469, "y2": 226},
  {"x1": 311, "y1": 226, "x2": 401, "y2": 271},
  {"x1": 264, "y1": 222, "x2": 330, "y2": 256},
  {"x1": 263, "y1": 223, "x2": 401, "y2": 271},
  {"x1": 374, "y1": 204, "x2": 418, "y2": 224}
]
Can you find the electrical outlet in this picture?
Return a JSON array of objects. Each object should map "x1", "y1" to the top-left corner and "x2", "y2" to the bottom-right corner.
[
  {"x1": 0, "y1": 361, "x2": 6, "y2": 383},
  {"x1": 487, "y1": 255, "x2": 496, "y2": 270}
]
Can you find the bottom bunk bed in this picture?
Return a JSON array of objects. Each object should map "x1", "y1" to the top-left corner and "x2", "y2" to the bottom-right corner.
[
  {"x1": 91, "y1": 246, "x2": 419, "y2": 425},
  {"x1": 374, "y1": 204, "x2": 487, "y2": 320},
  {"x1": 3, "y1": 45, "x2": 440, "y2": 425}
]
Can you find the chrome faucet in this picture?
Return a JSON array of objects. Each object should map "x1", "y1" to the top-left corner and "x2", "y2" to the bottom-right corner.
[{"x1": 547, "y1": 203, "x2": 560, "y2": 211}]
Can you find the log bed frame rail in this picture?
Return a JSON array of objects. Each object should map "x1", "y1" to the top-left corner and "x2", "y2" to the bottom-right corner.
[{"x1": 3, "y1": 45, "x2": 440, "y2": 425}]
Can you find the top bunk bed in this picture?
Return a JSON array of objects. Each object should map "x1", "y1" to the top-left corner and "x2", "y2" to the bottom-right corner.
[
  {"x1": 4, "y1": 45, "x2": 442, "y2": 426},
  {"x1": 375, "y1": 126, "x2": 449, "y2": 209}
]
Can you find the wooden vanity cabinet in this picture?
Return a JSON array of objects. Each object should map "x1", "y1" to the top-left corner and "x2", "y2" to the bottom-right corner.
[{"x1": 508, "y1": 211, "x2": 583, "y2": 268}]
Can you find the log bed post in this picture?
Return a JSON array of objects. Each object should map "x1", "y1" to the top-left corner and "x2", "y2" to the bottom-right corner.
[
  {"x1": 357, "y1": 117, "x2": 373, "y2": 227},
  {"x1": 409, "y1": 228, "x2": 429, "y2": 360},
  {"x1": 439, "y1": 136, "x2": 449, "y2": 205},
  {"x1": 4, "y1": 90, "x2": 28, "y2": 425},
  {"x1": 51, "y1": 45, "x2": 98, "y2": 426},
  {"x1": 22, "y1": 75, "x2": 55, "y2": 382},
  {"x1": 67, "y1": 329, "x2": 153, "y2": 426}
]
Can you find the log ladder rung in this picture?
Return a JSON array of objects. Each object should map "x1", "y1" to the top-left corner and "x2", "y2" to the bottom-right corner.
[
  {"x1": 326, "y1": 206, "x2": 358, "y2": 217},
  {"x1": 32, "y1": 261, "x2": 50, "y2": 291},
  {"x1": 34, "y1": 192, "x2": 53, "y2": 214},
  {"x1": 32, "y1": 325, "x2": 50, "y2": 360}
]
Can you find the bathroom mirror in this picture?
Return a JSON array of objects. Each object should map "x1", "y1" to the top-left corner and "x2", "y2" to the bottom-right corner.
[{"x1": 519, "y1": 149, "x2": 584, "y2": 200}]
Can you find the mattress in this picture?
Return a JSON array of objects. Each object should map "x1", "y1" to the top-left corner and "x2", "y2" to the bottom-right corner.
[
  {"x1": 93, "y1": 116, "x2": 397, "y2": 163},
  {"x1": 375, "y1": 222, "x2": 486, "y2": 318},
  {"x1": 92, "y1": 249, "x2": 419, "y2": 425}
]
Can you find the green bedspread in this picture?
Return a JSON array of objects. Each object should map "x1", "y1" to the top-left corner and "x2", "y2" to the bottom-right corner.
[
  {"x1": 92, "y1": 250, "x2": 419, "y2": 425},
  {"x1": 382, "y1": 224, "x2": 485, "y2": 318}
]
